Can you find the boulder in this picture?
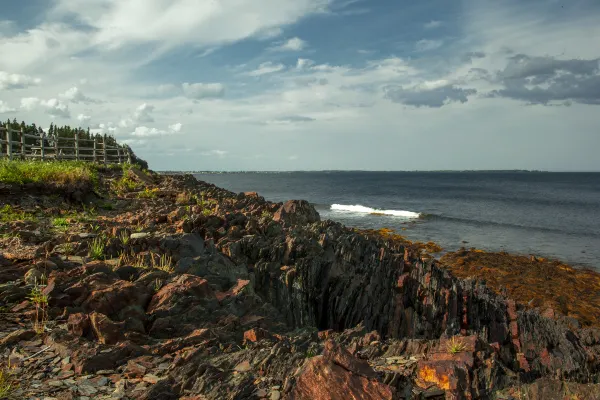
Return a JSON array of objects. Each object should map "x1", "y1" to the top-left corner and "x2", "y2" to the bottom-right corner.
[{"x1": 273, "y1": 200, "x2": 320, "y2": 226}]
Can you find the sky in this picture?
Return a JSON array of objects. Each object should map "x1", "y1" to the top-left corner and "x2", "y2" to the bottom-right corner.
[{"x1": 1, "y1": 0, "x2": 599, "y2": 171}]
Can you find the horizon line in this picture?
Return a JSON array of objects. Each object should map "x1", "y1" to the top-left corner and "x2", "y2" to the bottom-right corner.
[{"x1": 155, "y1": 169, "x2": 600, "y2": 173}]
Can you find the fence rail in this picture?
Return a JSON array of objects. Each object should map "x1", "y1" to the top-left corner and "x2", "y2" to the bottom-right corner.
[{"x1": 0, "y1": 125, "x2": 131, "y2": 164}]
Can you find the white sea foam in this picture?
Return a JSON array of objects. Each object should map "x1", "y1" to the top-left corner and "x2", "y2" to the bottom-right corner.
[{"x1": 330, "y1": 204, "x2": 421, "y2": 218}]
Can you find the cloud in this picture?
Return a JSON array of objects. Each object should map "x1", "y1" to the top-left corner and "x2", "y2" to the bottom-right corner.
[
  {"x1": 0, "y1": 100, "x2": 16, "y2": 114},
  {"x1": 272, "y1": 37, "x2": 307, "y2": 52},
  {"x1": 20, "y1": 97, "x2": 41, "y2": 111},
  {"x1": 247, "y1": 62, "x2": 286, "y2": 76},
  {"x1": 267, "y1": 115, "x2": 316, "y2": 124},
  {"x1": 200, "y1": 149, "x2": 228, "y2": 157},
  {"x1": 0, "y1": 71, "x2": 41, "y2": 90},
  {"x1": 50, "y1": 0, "x2": 328, "y2": 52},
  {"x1": 133, "y1": 103, "x2": 155, "y2": 123},
  {"x1": 60, "y1": 87, "x2": 98, "y2": 104},
  {"x1": 415, "y1": 39, "x2": 443, "y2": 52},
  {"x1": 384, "y1": 83, "x2": 477, "y2": 108},
  {"x1": 131, "y1": 126, "x2": 168, "y2": 137},
  {"x1": 462, "y1": 51, "x2": 486, "y2": 63},
  {"x1": 296, "y1": 58, "x2": 315, "y2": 69},
  {"x1": 169, "y1": 122, "x2": 183, "y2": 133},
  {"x1": 424, "y1": 20, "x2": 442, "y2": 29},
  {"x1": 77, "y1": 114, "x2": 92, "y2": 124},
  {"x1": 42, "y1": 98, "x2": 71, "y2": 118},
  {"x1": 487, "y1": 54, "x2": 600, "y2": 105},
  {"x1": 182, "y1": 83, "x2": 225, "y2": 99}
]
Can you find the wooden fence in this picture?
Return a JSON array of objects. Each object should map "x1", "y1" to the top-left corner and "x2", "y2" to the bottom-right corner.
[{"x1": 0, "y1": 125, "x2": 131, "y2": 164}]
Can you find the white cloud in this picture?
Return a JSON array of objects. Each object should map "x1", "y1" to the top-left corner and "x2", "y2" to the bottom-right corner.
[
  {"x1": 247, "y1": 62, "x2": 286, "y2": 76},
  {"x1": 0, "y1": 71, "x2": 41, "y2": 90},
  {"x1": 0, "y1": 100, "x2": 16, "y2": 114},
  {"x1": 20, "y1": 97, "x2": 41, "y2": 111},
  {"x1": 133, "y1": 103, "x2": 155, "y2": 123},
  {"x1": 60, "y1": 87, "x2": 97, "y2": 104},
  {"x1": 272, "y1": 37, "x2": 307, "y2": 52},
  {"x1": 296, "y1": 58, "x2": 315, "y2": 69},
  {"x1": 200, "y1": 149, "x2": 228, "y2": 157},
  {"x1": 50, "y1": 0, "x2": 328, "y2": 51},
  {"x1": 77, "y1": 114, "x2": 92, "y2": 124},
  {"x1": 415, "y1": 39, "x2": 443, "y2": 52},
  {"x1": 182, "y1": 83, "x2": 225, "y2": 99},
  {"x1": 42, "y1": 98, "x2": 71, "y2": 118},
  {"x1": 424, "y1": 20, "x2": 442, "y2": 29},
  {"x1": 169, "y1": 122, "x2": 183, "y2": 133},
  {"x1": 131, "y1": 126, "x2": 165, "y2": 137}
]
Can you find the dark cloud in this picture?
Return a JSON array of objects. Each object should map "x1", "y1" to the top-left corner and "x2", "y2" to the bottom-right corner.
[
  {"x1": 462, "y1": 51, "x2": 486, "y2": 63},
  {"x1": 384, "y1": 84, "x2": 477, "y2": 108},
  {"x1": 489, "y1": 54, "x2": 600, "y2": 105},
  {"x1": 277, "y1": 115, "x2": 315, "y2": 123}
]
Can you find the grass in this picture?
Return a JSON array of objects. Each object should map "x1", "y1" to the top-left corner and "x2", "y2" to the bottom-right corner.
[
  {"x1": 52, "y1": 217, "x2": 69, "y2": 228},
  {"x1": 446, "y1": 337, "x2": 468, "y2": 354},
  {"x1": 112, "y1": 176, "x2": 139, "y2": 193},
  {"x1": 0, "y1": 204, "x2": 35, "y2": 223},
  {"x1": 0, "y1": 159, "x2": 98, "y2": 186},
  {"x1": 62, "y1": 242, "x2": 75, "y2": 259},
  {"x1": 88, "y1": 237, "x2": 105, "y2": 260},
  {"x1": 0, "y1": 368, "x2": 15, "y2": 398},
  {"x1": 118, "y1": 231, "x2": 130, "y2": 246},
  {"x1": 130, "y1": 252, "x2": 174, "y2": 273},
  {"x1": 28, "y1": 276, "x2": 49, "y2": 334},
  {"x1": 138, "y1": 187, "x2": 159, "y2": 199}
]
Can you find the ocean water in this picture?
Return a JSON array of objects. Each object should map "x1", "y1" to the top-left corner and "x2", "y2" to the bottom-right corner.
[{"x1": 193, "y1": 172, "x2": 600, "y2": 270}]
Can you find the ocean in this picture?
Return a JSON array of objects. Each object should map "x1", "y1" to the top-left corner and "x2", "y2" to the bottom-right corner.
[{"x1": 193, "y1": 172, "x2": 600, "y2": 270}]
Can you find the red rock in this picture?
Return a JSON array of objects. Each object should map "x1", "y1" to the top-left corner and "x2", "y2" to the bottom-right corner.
[
  {"x1": 125, "y1": 360, "x2": 147, "y2": 378},
  {"x1": 148, "y1": 274, "x2": 212, "y2": 314},
  {"x1": 82, "y1": 280, "x2": 151, "y2": 318},
  {"x1": 273, "y1": 200, "x2": 320, "y2": 226},
  {"x1": 317, "y1": 329, "x2": 334, "y2": 340},
  {"x1": 290, "y1": 356, "x2": 393, "y2": 400},
  {"x1": 323, "y1": 340, "x2": 376, "y2": 379},
  {"x1": 68, "y1": 313, "x2": 90, "y2": 337},
  {"x1": 89, "y1": 312, "x2": 122, "y2": 345},
  {"x1": 243, "y1": 328, "x2": 274, "y2": 344}
]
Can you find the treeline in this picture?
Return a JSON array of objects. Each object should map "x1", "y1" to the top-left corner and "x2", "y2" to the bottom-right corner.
[{"x1": 2, "y1": 118, "x2": 148, "y2": 170}]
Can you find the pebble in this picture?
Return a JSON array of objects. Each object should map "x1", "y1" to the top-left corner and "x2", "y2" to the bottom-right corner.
[
  {"x1": 270, "y1": 390, "x2": 281, "y2": 400},
  {"x1": 143, "y1": 374, "x2": 160, "y2": 384}
]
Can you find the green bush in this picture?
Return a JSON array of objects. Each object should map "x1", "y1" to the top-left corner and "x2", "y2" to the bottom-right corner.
[{"x1": 0, "y1": 160, "x2": 98, "y2": 186}]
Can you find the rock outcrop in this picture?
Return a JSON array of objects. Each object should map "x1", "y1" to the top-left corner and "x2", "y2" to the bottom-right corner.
[{"x1": 1, "y1": 170, "x2": 599, "y2": 399}]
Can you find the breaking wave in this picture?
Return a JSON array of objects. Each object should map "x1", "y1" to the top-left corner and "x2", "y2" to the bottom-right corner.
[{"x1": 330, "y1": 204, "x2": 421, "y2": 218}]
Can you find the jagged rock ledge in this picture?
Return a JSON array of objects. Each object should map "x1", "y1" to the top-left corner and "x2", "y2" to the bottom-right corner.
[{"x1": 0, "y1": 170, "x2": 599, "y2": 399}]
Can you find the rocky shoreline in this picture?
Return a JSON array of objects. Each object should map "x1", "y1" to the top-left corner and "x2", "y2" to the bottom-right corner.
[{"x1": 1, "y1": 167, "x2": 599, "y2": 399}]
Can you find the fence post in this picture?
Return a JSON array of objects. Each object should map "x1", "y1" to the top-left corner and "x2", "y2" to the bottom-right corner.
[
  {"x1": 93, "y1": 136, "x2": 97, "y2": 163},
  {"x1": 54, "y1": 135, "x2": 59, "y2": 160},
  {"x1": 6, "y1": 128, "x2": 12, "y2": 160},
  {"x1": 75, "y1": 132, "x2": 79, "y2": 161},
  {"x1": 41, "y1": 133, "x2": 45, "y2": 161},
  {"x1": 20, "y1": 128, "x2": 25, "y2": 160},
  {"x1": 102, "y1": 135, "x2": 107, "y2": 164}
]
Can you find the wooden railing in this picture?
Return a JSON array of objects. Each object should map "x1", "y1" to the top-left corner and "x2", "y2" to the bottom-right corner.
[{"x1": 0, "y1": 125, "x2": 131, "y2": 164}]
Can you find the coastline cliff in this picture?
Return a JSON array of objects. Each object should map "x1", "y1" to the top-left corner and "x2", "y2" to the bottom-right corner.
[{"x1": 1, "y1": 166, "x2": 599, "y2": 399}]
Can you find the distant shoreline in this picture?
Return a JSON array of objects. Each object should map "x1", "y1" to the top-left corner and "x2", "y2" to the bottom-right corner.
[{"x1": 158, "y1": 170, "x2": 600, "y2": 174}]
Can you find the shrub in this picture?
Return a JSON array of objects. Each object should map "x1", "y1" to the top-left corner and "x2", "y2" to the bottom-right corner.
[
  {"x1": 446, "y1": 337, "x2": 468, "y2": 354},
  {"x1": 0, "y1": 160, "x2": 98, "y2": 186}
]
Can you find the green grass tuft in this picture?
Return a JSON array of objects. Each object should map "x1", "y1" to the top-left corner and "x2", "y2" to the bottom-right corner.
[
  {"x1": 52, "y1": 217, "x2": 69, "y2": 227},
  {"x1": 88, "y1": 237, "x2": 105, "y2": 260},
  {"x1": 0, "y1": 204, "x2": 35, "y2": 223},
  {"x1": 0, "y1": 159, "x2": 98, "y2": 186}
]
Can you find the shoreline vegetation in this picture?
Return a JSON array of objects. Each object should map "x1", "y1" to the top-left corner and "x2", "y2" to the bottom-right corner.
[{"x1": 0, "y1": 159, "x2": 599, "y2": 399}]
